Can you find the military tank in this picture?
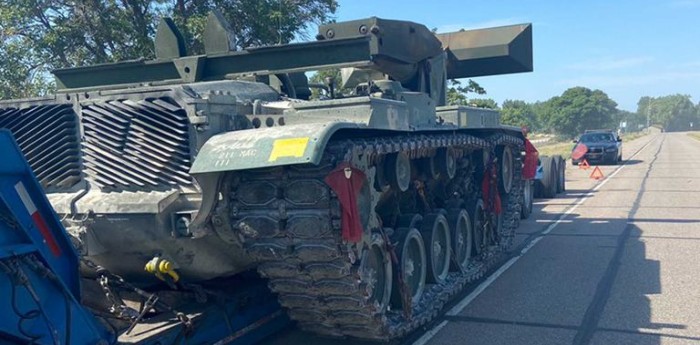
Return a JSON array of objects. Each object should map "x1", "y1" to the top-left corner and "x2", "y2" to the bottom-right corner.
[{"x1": 0, "y1": 12, "x2": 533, "y2": 340}]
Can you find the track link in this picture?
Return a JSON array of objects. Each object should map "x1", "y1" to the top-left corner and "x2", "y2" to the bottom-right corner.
[{"x1": 226, "y1": 132, "x2": 524, "y2": 340}]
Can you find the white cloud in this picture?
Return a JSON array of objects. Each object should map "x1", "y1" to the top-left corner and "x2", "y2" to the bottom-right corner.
[
  {"x1": 435, "y1": 17, "x2": 528, "y2": 33},
  {"x1": 566, "y1": 56, "x2": 655, "y2": 71}
]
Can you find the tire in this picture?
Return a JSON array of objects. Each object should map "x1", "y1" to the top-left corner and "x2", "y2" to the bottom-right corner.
[
  {"x1": 553, "y1": 155, "x2": 565, "y2": 193},
  {"x1": 534, "y1": 155, "x2": 546, "y2": 198},
  {"x1": 540, "y1": 156, "x2": 557, "y2": 198},
  {"x1": 521, "y1": 180, "x2": 533, "y2": 219}
]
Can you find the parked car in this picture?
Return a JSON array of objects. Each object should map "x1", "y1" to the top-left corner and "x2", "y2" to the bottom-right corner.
[{"x1": 571, "y1": 129, "x2": 622, "y2": 165}]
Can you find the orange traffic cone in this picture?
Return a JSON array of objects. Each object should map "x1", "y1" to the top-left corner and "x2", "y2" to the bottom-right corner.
[
  {"x1": 590, "y1": 166, "x2": 604, "y2": 180},
  {"x1": 579, "y1": 159, "x2": 590, "y2": 170}
]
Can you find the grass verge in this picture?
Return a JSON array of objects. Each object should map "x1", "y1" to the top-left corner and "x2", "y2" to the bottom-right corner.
[{"x1": 688, "y1": 132, "x2": 700, "y2": 141}]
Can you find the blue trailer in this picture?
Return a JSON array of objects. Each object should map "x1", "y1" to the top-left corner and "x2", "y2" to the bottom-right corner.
[{"x1": 0, "y1": 129, "x2": 287, "y2": 345}]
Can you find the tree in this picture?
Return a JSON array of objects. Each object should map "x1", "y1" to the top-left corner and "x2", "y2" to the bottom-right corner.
[
  {"x1": 446, "y1": 79, "x2": 486, "y2": 106},
  {"x1": 467, "y1": 98, "x2": 498, "y2": 109},
  {"x1": 308, "y1": 68, "x2": 345, "y2": 99},
  {"x1": 501, "y1": 99, "x2": 539, "y2": 130},
  {"x1": 616, "y1": 110, "x2": 645, "y2": 133},
  {"x1": 543, "y1": 87, "x2": 618, "y2": 138},
  {"x1": 637, "y1": 94, "x2": 698, "y2": 132},
  {"x1": 0, "y1": 0, "x2": 337, "y2": 98}
]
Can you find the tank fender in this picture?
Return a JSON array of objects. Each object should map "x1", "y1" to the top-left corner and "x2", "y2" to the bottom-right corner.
[
  {"x1": 190, "y1": 122, "x2": 362, "y2": 174},
  {"x1": 189, "y1": 122, "x2": 361, "y2": 238}
]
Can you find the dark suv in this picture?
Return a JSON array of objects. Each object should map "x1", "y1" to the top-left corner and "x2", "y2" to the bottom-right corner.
[{"x1": 571, "y1": 129, "x2": 622, "y2": 165}]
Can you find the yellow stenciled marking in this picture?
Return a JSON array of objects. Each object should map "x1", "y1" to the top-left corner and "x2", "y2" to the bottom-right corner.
[{"x1": 268, "y1": 137, "x2": 310, "y2": 162}]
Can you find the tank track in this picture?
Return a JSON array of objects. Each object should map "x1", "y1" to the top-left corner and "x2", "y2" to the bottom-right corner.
[{"x1": 225, "y1": 132, "x2": 523, "y2": 340}]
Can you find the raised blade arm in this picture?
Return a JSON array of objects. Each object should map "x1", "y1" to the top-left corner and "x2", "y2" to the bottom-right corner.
[{"x1": 51, "y1": 12, "x2": 532, "y2": 92}]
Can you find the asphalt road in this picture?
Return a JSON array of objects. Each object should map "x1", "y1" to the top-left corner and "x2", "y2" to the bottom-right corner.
[{"x1": 263, "y1": 132, "x2": 700, "y2": 345}]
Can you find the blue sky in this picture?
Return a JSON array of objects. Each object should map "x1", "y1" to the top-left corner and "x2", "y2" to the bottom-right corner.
[{"x1": 333, "y1": 0, "x2": 700, "y2": 111}]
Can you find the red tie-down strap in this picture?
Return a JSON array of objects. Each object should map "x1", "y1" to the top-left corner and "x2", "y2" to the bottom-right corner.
[
  {"x1": 522, "y1": 138, "x2": 539, "y2": 180},
  {"x1": 481, "y1": 160, "x2": 502, "y2": 214},
  {"x1": 324, "y1": 162, "x2": 366, "y2": 243}
]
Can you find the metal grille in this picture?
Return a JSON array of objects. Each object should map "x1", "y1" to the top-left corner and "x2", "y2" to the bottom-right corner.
[
  {"x1": 0, "y1": 104, "x2": 82, "y2": 189},
  {"x1": 81, "y1": 97, "x2": 193, "y2": 190}
]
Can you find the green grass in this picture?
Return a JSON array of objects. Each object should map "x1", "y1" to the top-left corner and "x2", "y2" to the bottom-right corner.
[
  {"x1": 688, "y1": 132, "x2": 700, "y2": 141},
  {"x1": 535, "y1": 141, "x2": 576, "y2": 159},
  {"x1": 534, "y1": 131, "x2": 648, "y2": 159},
  {"x1": 621, "y1": 131, "x2": 648, "y2": 142}
]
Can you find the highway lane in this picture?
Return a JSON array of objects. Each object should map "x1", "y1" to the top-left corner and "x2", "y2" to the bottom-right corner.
[
  {"x1": 423, "y1": 132, "x2": 700, "y2": 345},
  {"x1": 263, "y1": 132, "x2": 700, "y2": 345}
]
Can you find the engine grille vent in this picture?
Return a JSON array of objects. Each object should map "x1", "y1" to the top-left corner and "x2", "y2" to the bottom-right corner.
[
  {"x1": 0, "y1": 104, "x2": 82, "y2": 189},
  {"x1": 81, "y1": 97, "x2": 193, "y2": 190}
]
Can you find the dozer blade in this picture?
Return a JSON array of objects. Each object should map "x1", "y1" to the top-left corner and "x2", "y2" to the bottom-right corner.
[{"x1": 437, "y1": 23, "x2": 533, "y2": 79}]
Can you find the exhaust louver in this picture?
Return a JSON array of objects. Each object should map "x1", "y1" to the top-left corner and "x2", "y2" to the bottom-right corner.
[
  {"x1": 0, "y1": 104, "x2": 82, "y2": 189},
  {"x1": 81, "y1": 97, "x2": 193, "y2": 190}
]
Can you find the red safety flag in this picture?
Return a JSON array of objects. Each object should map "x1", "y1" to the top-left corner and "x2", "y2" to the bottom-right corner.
[
  {"x1": 324, "y1": 162, "x2": 366, "y2": 243},
  {"x1": 481, "y1": 163, "x2": 502, "y2": 214},
  {"x1": 572, "y1": 143, "x2": 588, "y2": 161}
]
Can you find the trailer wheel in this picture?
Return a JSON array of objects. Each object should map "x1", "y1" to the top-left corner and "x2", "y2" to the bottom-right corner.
[
  {"x1": 521, "y1": 180, "x2": 533, "y2": 219},
  {"x1": 538, "y1": 156, "x2": 557, "y2": 198},
  {"x1": 553, "y1": 155, "x2": 566, "y2": 193}
]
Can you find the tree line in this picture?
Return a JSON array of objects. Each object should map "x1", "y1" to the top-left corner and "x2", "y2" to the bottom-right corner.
[
  {"x1": 449, "y1": 83, "x2": 699, "y2": 138},
  {"x1": 0, "y1": 0, "x2": 337, "y2": 99}
]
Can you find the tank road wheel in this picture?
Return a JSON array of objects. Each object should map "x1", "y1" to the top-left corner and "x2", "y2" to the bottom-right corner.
[
  {"x1": 447, "y1": 209, "x2": 473, "y2": 272},
  {"x1": 436, "y1": 147, "x2": 457, "y2": 180},
  {"x1": 386, "y1": 151, "x2": 411, "y2": 192},
  {"x1": 391, "y1": 228, "x2": 427, "y2": 307},
  {"x1": 420, "y1": 213, "x2": 451, "y2": 284},
  {"x1": 498, "y1": 146, "x2": 515, "y2": 194},
  {"x1": 360, "y1": 233, "x2": 393, "y2": 312},
  {"x1": 473, "y1": 199, "x2": 501, "y2": 250}
]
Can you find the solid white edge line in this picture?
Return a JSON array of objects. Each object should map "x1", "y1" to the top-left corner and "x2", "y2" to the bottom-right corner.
[
  {"x1": 445, "y1": 256, "x2": 519, "y2": 316},
  {"x1": 413, "y1": 134, "x2": 659, "y2": 345},
  {"x1": 411, "y1": 320, "x2": 449, "y2": 345}
]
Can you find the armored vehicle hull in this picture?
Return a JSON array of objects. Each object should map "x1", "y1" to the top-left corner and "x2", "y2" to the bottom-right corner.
[{"x1": 0, "y1": 13, "x2": 534, "y2": 340}]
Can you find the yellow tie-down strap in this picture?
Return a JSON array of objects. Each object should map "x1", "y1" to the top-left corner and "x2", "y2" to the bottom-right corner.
[{"x1": 268, "y1": 137, "x2": 310, "y2": 162}]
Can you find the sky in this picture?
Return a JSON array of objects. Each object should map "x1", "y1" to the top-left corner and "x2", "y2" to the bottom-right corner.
[{"x1": 332, "y1": 0, "x2": 700, "y2": 111}]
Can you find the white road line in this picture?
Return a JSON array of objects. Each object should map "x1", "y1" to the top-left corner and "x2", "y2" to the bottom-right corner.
[
  {"x1": 413, "y1": 135, "x2": 659, "y2": 345},
  {"x1": 411, "y1": 321, "x2": 449, "y2": 345}
]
